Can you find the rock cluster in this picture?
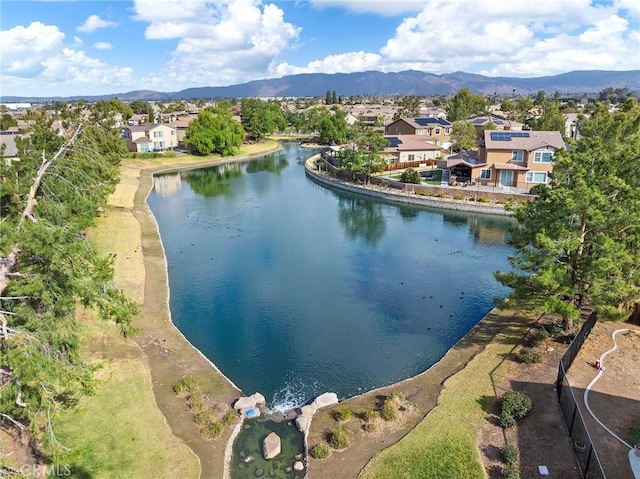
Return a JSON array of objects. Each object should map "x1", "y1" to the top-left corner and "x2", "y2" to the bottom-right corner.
[
  {"x1": 295, "y1": 392, "x2": 338, "y2": 433},
  {"x1": 234, "y1": 392, "x2": 267, "y2": 418}
]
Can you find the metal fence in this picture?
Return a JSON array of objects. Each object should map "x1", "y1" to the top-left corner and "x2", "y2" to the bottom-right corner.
[{"x1": 556, "y1": 312, "x2": 607, "y2": 479}]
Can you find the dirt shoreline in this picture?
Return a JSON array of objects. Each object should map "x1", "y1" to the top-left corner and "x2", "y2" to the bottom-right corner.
[{"x1": 121, "y1": 143, "x2": 532, "y2": 478}]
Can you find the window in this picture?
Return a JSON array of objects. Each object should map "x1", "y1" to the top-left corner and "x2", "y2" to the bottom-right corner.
[
  {"x1": 171, "y1": 130, "x2": 176, "y2": 135},
  {"x1": 533, "y1": 151, "x2": 553, "y2": 163},
  {"x1": 511, "y1": 150, "x2": 524, "y2": 162},
  {"x1": 435, "y1": 128, "x2": 441, "y2": 135},
  {"x1": 445, "y1": 127, "x2": 450, "y2": 134},
  {"x1": 418, "y1": 129, "x2": 424, "y2": 135},
  {"x1": 480, "y1": 169, "x2": 492, "y2": 180},
  {"x1": 153, "y1": 141, "x2": 165, "y2": 149},
  {"x1": 153, "y1": 130, "x2": 164, "y2": 138},
  {"x1": 408, "y1": 154, "x2": 415, "y2": 161},
  {"x1": 525, "y1": 171, "x2": 549, "y2": 183}
]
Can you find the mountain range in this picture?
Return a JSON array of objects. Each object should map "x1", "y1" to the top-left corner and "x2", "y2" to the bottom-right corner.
[{"x1": 3, "y1": 70, "x2": 638, "y2": 103}]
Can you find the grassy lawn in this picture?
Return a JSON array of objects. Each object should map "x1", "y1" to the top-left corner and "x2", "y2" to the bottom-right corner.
[
  {"x1": 50, "y1": 208, "x2": 200, "y2": 478},
  {"x1": 386, "y1": 168, "x2": 442, "y2": 185},
  {"x1": 359, "y1": 322, "x2": 522, "y2": 479}
]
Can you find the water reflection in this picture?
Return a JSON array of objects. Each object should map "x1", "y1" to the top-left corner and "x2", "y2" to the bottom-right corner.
[
  {"x1": 153, "y1": 173, "x2": 182, "y2": 197},
  {"x1": 185, "y1": 163, "x2": 244, "y2": 198},
  {"x1": 245, "y1": 154, "x2": 288, "y2": 175},
  {"x1": 337, "y1": 195, "x2": 386, "y2": 245}
]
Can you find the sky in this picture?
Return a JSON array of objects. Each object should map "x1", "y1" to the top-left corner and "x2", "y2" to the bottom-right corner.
[{"x1": 1, "y1": 0, "x2": 639, "y2": 98}]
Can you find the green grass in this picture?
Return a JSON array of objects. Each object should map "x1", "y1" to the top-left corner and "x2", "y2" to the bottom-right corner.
[
  {"x1": 360, "y1": 321, "x2": 522, "y2": 479},
  {"x1": 51, "y1": 327, "x2": 199, "y2": 478}
]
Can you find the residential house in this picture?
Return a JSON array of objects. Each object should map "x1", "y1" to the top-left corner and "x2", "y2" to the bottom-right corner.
[
  {"x1": 385, "y1": 117, "x2": 453, "y2": 148},
  {"x1": 383, "y1": 135, "x2": 443, "y2": 165},
  {"x1": 474, "y1": 130, "x2": 565, "y2": 191},
  {"x1": 167, "y1": 116, "x2": 196, "y2": 145},
  {"x1": 469, "y1": 116, "x2": 524, "y2": 138},
  {"x1": 0, "y1": 134, "x2": 19, "y2": 165},
  {"x1": 124, "y1": 123, "x2": 177, "y2": 153}
]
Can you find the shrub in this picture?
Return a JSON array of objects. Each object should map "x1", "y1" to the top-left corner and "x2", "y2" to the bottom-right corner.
[
  {"x1": 193, "y1": 410, "x2": 215, "y2": 426},
  {"x1": 500, "y1": 444, "x2": 519, "y2": 466},
  {"x1": 310, "y1": 442, "x2": 331, "y2": 459},
  {"x1": 200, "y1": 421, "x2": 224, "y2": 439},
  {"x1": 503, "y1": 463, "x2": 519, "y2": 479},
  {"x1": 333, "y1": 407, "x2": 353, "y2": 422},
  {"x1": 528, "y1": 327, "x2": 550, "y2": 347},
  {"x1": 400, "y1": 168, "x2": 421, "y2": 184},
  {"x1": 222, "y1": 409, "x2": 237, "y2": 427},
  {"x1": 476, "y1": 196, "x2": 490, "y2": 203},
  {"x1": 329, "y1": 427, "x2": 349, "y2": 449},
  {"x1": 454, "y1": 193, "x2": 466, "y2": 200},
  {"x1": 516, "y1": 347, "x2": 542, "y2": 364},
  {"x1": 381, "y1": 399, "x2": 398, "y2": 421},
  {"x1": 544, "y1": 322, "x2": 564, "y2": 338},
  {"x1": 500, "y1": 391, "x2": 533, "y2": 428},
  {"x1": 188, "y1": 390, "x2": 206, "y2": 413},
  {"x1": 174, "y1": 375, "x2": 199, "y2": 396},
  {"x1": 362, "y1": 407, "x2": 378, "y2": 421}
]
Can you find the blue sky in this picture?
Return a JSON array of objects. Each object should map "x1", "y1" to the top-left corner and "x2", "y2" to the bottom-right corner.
[{"x1": 1, "y1": 0, "x2": 639, "y2": 97}]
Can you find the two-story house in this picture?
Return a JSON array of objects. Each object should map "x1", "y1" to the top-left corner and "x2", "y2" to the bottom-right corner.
[
  {"x1": 475, "y1": 130, "x2": 565, "y2": 191},
  {"x1": 383, "y1": 135, "x2": 443, "y2": 165},
  {"x1": 469, "y1": 116, "x2": 524, "y2": 139},
  {"x1": 385, "y1": 117, "x2": 453, "y2": 149},
  {"x1": 124, "y1": 123, "x2": 177, "y2": 153}
]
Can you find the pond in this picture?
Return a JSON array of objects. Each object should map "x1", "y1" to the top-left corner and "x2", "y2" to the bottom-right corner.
[{"x1": 147, "y1": 142, "x2": 515, "y2": 409}]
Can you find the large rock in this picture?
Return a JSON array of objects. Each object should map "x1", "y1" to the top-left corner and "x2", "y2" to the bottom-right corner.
[
  {"x1": 263, "y1": 432, "x2": 281, "y2": 460},
  {"x1": 293, "y1": 461, "x2": 304, "y2": 472},
  {"x1": 300, "y1": 404, "x2": 317, "y2": 416},
  {"x1": 251, "y1": 392, "x2": 266, "y2": 405},
  {"x1": 234, "y1": 396, "x2": 256, "y2": 411},
  {"x1": 295, "y1": 414, "x2": 312, "y2": 433},
  {"x1": 313, "y1": 392, "x2": 338, "y2": 409}
]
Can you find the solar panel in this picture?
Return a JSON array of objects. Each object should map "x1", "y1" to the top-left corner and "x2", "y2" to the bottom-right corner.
[
  {"x1": 489, "y1": 131, "x2": 530, "y2": 141},
  {"x1": 494, "y1": 120, "x2": 504, "y2": 125},
  {"x1": 385, "y1": 136, "x2": 402, "y2": 147},
  {"x1": 473, "y1": 119, "x2": 485, "y2": 124}
]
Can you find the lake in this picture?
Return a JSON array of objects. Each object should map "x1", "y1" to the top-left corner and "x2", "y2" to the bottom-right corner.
[{"x1": 147, "y1": 142, "x2": 514, "y2": 409}]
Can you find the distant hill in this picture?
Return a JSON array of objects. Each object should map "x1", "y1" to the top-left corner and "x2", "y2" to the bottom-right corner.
[{"x1": 2, "y1": 70, "x2": 638, "y2": 103}]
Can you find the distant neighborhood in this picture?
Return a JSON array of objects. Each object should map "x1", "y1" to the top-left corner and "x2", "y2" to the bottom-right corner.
[{"x1": 1, "y1": 85, "x2": 635, "y2": 194}]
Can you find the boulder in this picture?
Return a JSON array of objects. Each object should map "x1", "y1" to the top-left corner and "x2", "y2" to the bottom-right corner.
[
  {"x1": 295, "y1": 414, "x2": 312, "y2": 433},
  {"x1": 293, "y1": 461, "x2": 304, "y2": 472},
  {"x1": 270, "y1": 410, "x2": 285, "y2": 423},
  {"x1": 251, "y1": 392, "x2": 266, "y2": 405},
  {"x1": 234, "y1": 396, "x2": 256, "y2": 411},
  {"x1": 313, "y1": 392, "x2": 338, "y2": 409},
  {"x1": 300, "y1": 404, "x2": 317, "y2": 416},
  {"x1": 263, "y1": 432, "x2": 281, "y2": 460}
]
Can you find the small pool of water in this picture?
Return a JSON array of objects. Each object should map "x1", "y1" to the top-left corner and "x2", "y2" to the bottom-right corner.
[{"x1": 232, "y1": 417, "x2": 306, "y2": 479}]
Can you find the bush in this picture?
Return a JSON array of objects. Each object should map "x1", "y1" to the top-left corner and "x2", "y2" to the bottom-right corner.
[
  {"x1": 222, "y1": 409, "x2": 237, "y2": 427},
  {"x1": 500, "y1": 391, "x2": 533, "y2": 428},
  {"x1": 500, "y1": 444, "x2": 519, "y2": 466},
  {"x1": 400, "y1": 168, "x2": 421, "y2": 184},
  {"x1": 503, "y1": 463, "x2": 519, "y2": 479},
  {"x1": 193, "y1": 410, "x2": 215, "y2": 426},
  {"x1": 174, "y1": 375, "x2": 199, "y2": 396},
  {"x1": 454, "y1": 193, "x2": 466, "y2": 200},
  {"x1": 381, "y1": 399, "x2": 398, "y2": 421},
  {"x1": 329, "y1": 427, "x2": 349, "y2": 449},
  {"x1": 188, "y1": 390, "x2": 206, "y2": 413},
  {"x1": 362, "y1": 407, "x2": 378, "y2": 421},
  {"x1": 476, "y1": 196, "x2": 490, "y2": 203},
  {"x1": 310, "y1": 442, "x2": 331, "y2": 459},
  {"x1": 200, "y1": 421, "x2": 224, "y2": 439},
  {"x1": 544, "y1": 322, "x2": 564, "y2": 338},
  {"x1": 528, "y1": 327, "x2": 550, "y2": 347},
  {"x1": 516, "y1": 347, "x2": 542, "y2": 364},
  {"x1": 333, "y1": 407, "x2": 352, "y2": 422}
]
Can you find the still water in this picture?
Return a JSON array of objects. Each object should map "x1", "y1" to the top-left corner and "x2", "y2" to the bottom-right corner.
[{"x1": 147, "y1": 142, "x2": 514, "y2": 409}]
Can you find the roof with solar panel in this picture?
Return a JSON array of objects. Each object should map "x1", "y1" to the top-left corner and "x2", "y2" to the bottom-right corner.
[{"x1": 483, "y1": 130, "x2": 565, "y2": 151}]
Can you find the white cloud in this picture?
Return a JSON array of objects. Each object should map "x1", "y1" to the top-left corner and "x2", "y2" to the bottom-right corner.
[
  {"x1": 94, "y1": 42, "x2": 113, "y2": 50},
  {"x1": 0, "y1": 22, "x2": 65, "y2": 76},
  {"x1": 0, "y1": 21, "x2": 133, "y2": 96},
  {"x1": 310, "y1": 0, "x2": 428, "y2": 16},
  {"x1": 133, "y1": 0, "x2": 301, "y2": 89},
  {"x1": 284, "y1": 0, "x2": 640, "y2": 79},
  {"x1": 77, "y1": 14, "x2": 118, "y2": 33},
  {"x1": 275, "y1": 51, "x2": 382, "y2": 76}
]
